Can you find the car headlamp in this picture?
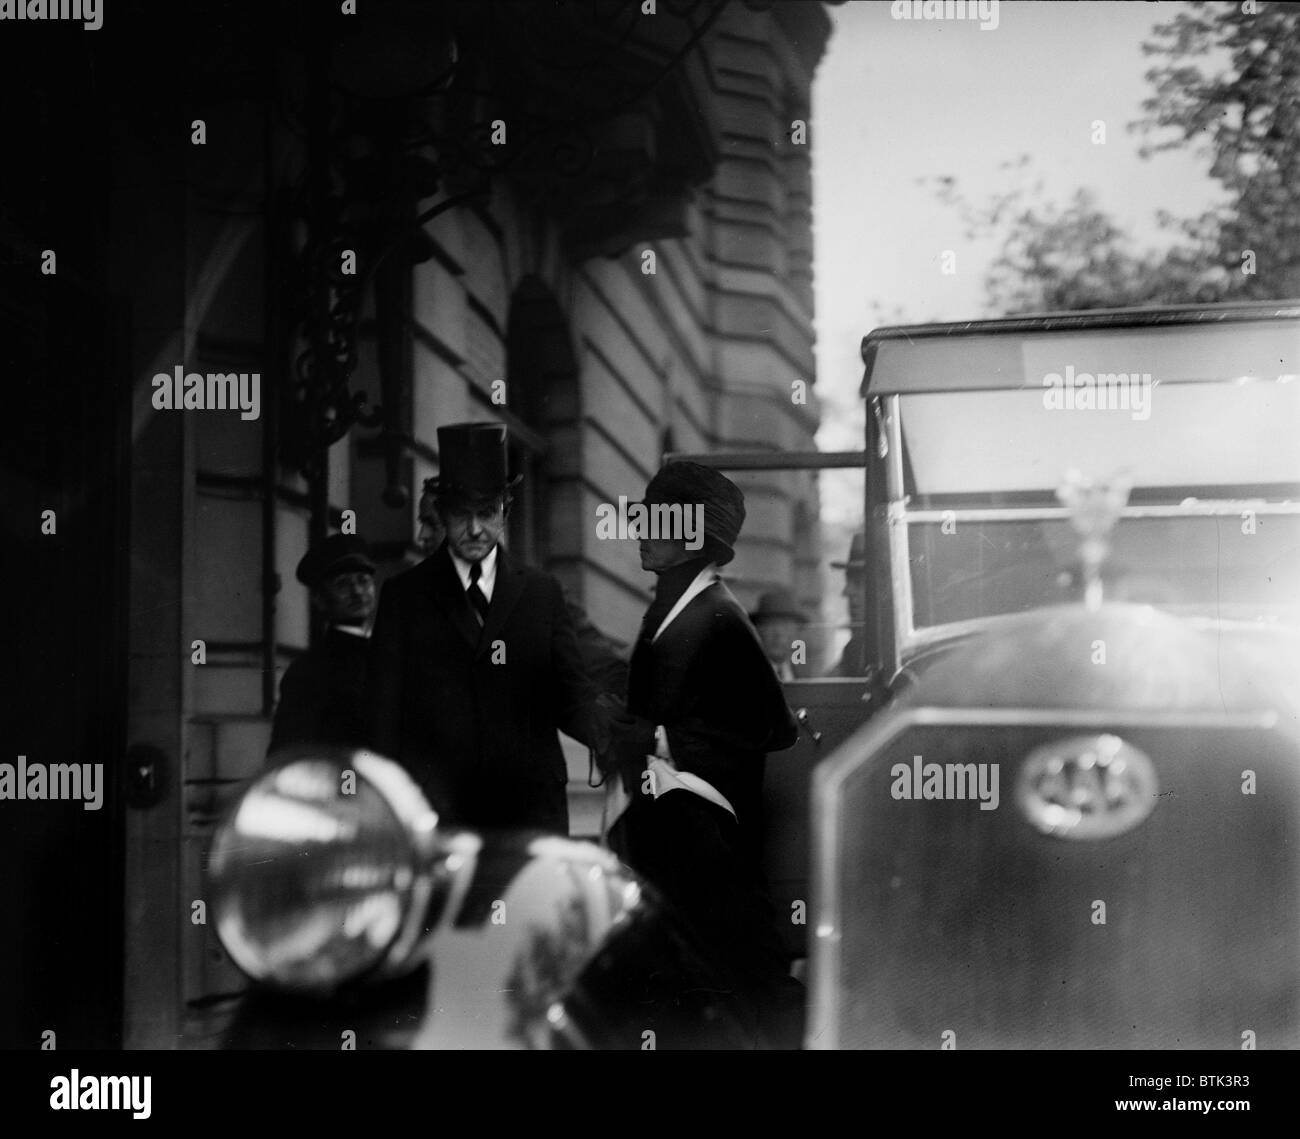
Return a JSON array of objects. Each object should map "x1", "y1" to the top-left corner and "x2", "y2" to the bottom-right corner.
[{"x1": 207, "y1": 750, "x2": 441, "y2": 995}]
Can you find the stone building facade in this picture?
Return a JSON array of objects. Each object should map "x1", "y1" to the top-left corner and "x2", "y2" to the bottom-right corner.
[{"x1": 3, "y1": 0, "x2": 833, "y2": 1047}]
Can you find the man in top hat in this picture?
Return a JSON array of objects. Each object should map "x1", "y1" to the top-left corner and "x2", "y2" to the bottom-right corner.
[
  {"x1": 267, "y1": 534, "x2": 377, "y2": 756},
  {"x1": 365, "y1": 422, "x2": 600, "y2": 833},
  {"x1": 415, "y1": 474, "x2": 630, "y2": 700},
  {"x1": 829, "y1": 532, "x2": 869, "y2": 677},
  {"x1": 749, "y1": 587, "x2": 810, "y2": 682},
  {"x1": 598, "y1": 460, "x2": 802, "y2": 1046}
]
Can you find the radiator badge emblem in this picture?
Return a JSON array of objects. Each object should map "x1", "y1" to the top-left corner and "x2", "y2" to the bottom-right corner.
[{"x1": 1016, "y1": 734, "x2": 1157, "y2": 839}]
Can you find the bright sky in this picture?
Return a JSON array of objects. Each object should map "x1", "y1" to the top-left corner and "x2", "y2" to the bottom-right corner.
[{"x1": 811, "y1": 0, "x2": 1229, "y2": 458}]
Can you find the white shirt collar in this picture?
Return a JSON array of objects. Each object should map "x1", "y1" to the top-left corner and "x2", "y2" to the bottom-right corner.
[
  {"x1": 449, "y1": 544, "x2": 498, "y2": 601},
  {"x1": 651, "y1": 562, "x2": 719, "y2": 643},
  {"x1": 332, "y1": 623, "x2": 371, "y2": 640}
]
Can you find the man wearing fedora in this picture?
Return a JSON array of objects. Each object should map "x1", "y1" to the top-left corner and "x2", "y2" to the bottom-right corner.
[
  {"x1": 749, "y1": 587, "x2": 810, "y2": 682},
  {"x1": 365, "y1": 422, "x2": 599, "y2": 833},
  {"x1": 599, "y1": 460, "x2": 802, "y2": 1046},
  {"x1": 829, "y1": 532, "x2": 869, "y2": 677},
  {"x1": 267, "y1": 534, "x2": 377, "y2": 756}
]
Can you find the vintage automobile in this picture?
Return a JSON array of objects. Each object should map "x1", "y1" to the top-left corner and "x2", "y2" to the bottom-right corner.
[
  {"x1": 799, "y1": 300, "x2": 1300, "y2": 1048},
  {"x1": 208, "y1": 300, "x2": 1300, "y2": 1048},
  {"x1": 748, "y1": 300, "x2": 1300, "y2": 966}
]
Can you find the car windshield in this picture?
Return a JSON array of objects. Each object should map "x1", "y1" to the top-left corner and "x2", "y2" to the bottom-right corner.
[{"x1": 896, "y1": 378, "x2": 1300, "y2": 630}]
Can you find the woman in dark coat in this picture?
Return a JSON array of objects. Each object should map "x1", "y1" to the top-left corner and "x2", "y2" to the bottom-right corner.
[{"x1": 600, "y1": 461, "x2": 804, "y2": 1047}]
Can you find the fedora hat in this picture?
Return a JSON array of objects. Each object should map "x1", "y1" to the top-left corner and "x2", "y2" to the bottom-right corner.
[
  {"x1": 749, "y1": 587, "x2": 809, "y2": 625},
  {"x1": 428, "y1": 421, "x2": 521, "y2": 508},
  {"x1": 831, "y1": 532, "x2": 866, "y2": 573}
]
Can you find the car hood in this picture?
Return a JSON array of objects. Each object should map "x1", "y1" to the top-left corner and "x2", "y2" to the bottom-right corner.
[{"x1": 895, "y1": 604, "x2": 1300, "y2": 722}]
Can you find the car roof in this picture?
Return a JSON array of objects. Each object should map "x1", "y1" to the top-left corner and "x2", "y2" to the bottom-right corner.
[
  {"x1": 862, "y1": 298, "x2": 1300, "y2": 344},
  {"x1": 860, "y1": 299, "x2": 1300, "y2": 396}
]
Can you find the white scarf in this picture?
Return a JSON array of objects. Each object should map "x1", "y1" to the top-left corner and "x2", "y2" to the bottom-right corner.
[{"x1": 601, "y1": 564, "x2": 736, "y2": 838}]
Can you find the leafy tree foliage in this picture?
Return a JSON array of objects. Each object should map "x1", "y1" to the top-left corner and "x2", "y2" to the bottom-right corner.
[
  {"x1": 930, "y1": 1, "x2": 1300, "y2": 315},
  {"x1": 1137, "y1": 0, "x2": 1300, "y2": 299}
]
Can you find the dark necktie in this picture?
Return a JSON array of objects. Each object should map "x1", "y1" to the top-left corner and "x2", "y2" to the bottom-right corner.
[{"x1": 467, "y1": 561, "x2": 489, "y2": 625}]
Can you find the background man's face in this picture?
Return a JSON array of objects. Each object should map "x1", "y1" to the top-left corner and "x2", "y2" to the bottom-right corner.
[
  {"x1": 316, "y1": 570, "x2": 376, "y2": 627},
  {"x1": 440, "y1": 498, "x2": 505, "y2": 563},
  {"x1": 843, "y1": 571, "x2": 866, "y2": 626},
  {"x1": 757, "y1": 617, "x2": 800, "y2": 666},
  {"x1": 417, "y1": 492, "x2": 443, "y2": 555}
]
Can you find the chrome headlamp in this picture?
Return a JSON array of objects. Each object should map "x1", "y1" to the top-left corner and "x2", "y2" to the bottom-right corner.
[{"x1": 207, "y1": 750, "x2": 442, "y2": 995}]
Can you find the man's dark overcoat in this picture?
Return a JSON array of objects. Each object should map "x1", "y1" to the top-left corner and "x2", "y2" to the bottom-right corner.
[
  {"x1": 365, "y1": 542, "x2": 596, "y2": 833},
  {"x1": 268, "y1": 628, "x2": 371, "y2": 755}
]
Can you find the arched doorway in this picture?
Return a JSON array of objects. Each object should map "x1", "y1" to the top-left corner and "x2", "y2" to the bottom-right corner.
[{"x1": 503, "y1": 275, "x2": 580, "y2": 570}]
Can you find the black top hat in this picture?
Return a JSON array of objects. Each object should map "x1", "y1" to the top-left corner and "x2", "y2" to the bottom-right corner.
[
  {"x1": 429, "y1": 422, "x2": 521, "y2": 507},
  {"x1": 749, "y1": 587, "x2": 809, "y2": 624},
  {"x1": 296, "y1": 534, "x2": 375, "y2": 589},
  {"x1": 831, "y1": 532, "x2": 866, "y2": 573}
]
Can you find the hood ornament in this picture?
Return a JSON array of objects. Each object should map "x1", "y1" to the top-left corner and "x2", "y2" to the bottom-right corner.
[{"x1": 1056, "y1": 470, "x2": 1132, "y2": 610}]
